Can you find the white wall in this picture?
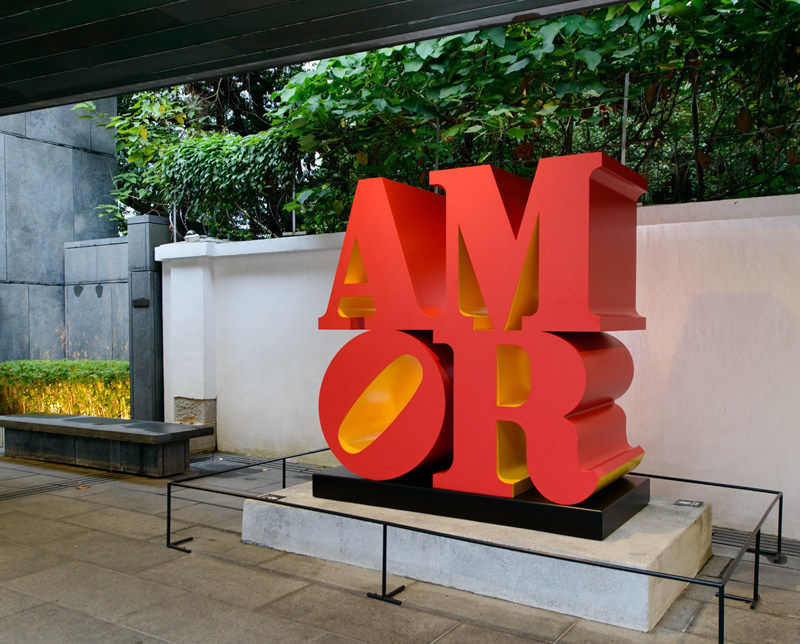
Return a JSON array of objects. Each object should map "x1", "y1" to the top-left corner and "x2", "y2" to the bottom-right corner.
[
  {"x1": 614, "y1": 194, "x2": 800, "y2": 538},
  {"x1": 159, "y1": 235, "x2": 357, "y2": 464},
  {"x1": 157, "y1": 193, "x2": 800, "y2": 538}
]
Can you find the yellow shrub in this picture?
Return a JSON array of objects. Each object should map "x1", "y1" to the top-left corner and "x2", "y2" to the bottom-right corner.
[{"x1": 0, "y1": 360, "x2": 130, "y2": 418}]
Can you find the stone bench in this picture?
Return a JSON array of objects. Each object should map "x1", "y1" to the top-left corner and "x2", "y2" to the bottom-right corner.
[{"x1": 0, "y1": 414, "x2": 214, "y2": 477}]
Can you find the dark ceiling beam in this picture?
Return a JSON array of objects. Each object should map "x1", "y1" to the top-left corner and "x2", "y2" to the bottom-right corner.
[{"x1": 0, "y1": 0, "x2": 614, "y2": 116}]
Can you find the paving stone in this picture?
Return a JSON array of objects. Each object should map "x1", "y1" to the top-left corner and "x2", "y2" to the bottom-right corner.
[
  {"x1": 38, "y1": 462, "x2": 105, "y2": 477},
  {"x1": 0, "y1": 464, "x2": 38, "y2": 480},
  {"x1": 557, "y1": 619, "x2": 716, "y2": 643},
  {"x1": 710, "y1": 544, "x2": 772, "y2": 567},
  {"x1": 432, "y1": 622, "x2": 539, "y2": 643},
  {"x1": 682, "y1": 575, "x2": 724, "y2": 602},
  {"x1": 704, "y1": 576, "x2": 800, "y2": 622},
  {"x1": 0, "y1": 585, "x2": 44, "y2": 618},
  {"x1": 49, "y1": 481, "x2": 121, "y2": 498},
  {"x1": 0, "y1": 539, "x2": 68, "y2": 582},
  {"x1": 264, "y1": 551, "x2": 409, "y2": 595},
  {"x1": 167, "y1": 500, "x2": 244, "y2": 530},
  {"x1": 114, "y1": 476, "x2": 171, "y2": 492},
  {"x1": 653, "y1": 596, "x2": 704, "y2": 634},
  {"x1": 37, "y1": 529, "x2": 187, "y2": 574},
  {"x1": 194, "y1": 472, "x2": 280, "y2": 492},
  {"x1": 0, "y1": 602, "x2": 166, "y2": 644},
  {"x1": 0, "y1": 458, "x2": 104, "y2": 478},
  {"x1": 264, "y1": 584, "x2": 460, "y2": 644},
  {"x1": 308, "y1": 634, "x2": 368, "y2": 644},
  {"x1": 248, "y1": 483, "x2": 297, "y2": 497},
  {"x1": 61, "y1": 505, "x2": 188, "y2": 540},
  {"x1": 170, "y1": 486, "x2": 249, "y2": 509},
  {"x1": 137, "y1": 553, "x2": 309, "y2": 610},
  {"x1": 1, "y1": 457, "x2": 799, "y2": 644},
  {"x1": 1, "y1": 473, "x2": 72, "y2": 489},
  {"x1": 750, "y1": 584, "x2": 800, "y2": 620},
  {"x1": 689, "y1": 600, "x2": 800, "y2": 643},
  {"x1": 728, "y1": 559, "x2": 800, "y2": 592},
  {"x1": 0, "y1": 512, "x2": 87, "y2": 545},
  {"x1": 2, "y1": 560, "x2": 185, "y2": 622},
  {"x1": 774, "y1": 554, "x2": 800, "y2": 572},
  {"x1": 211, "y1": 540, "x2": 288, "y2": 566},
  {"x1": 207, "y1": 541, "x2": 286, "y2": 568},
  {"x1": 698, "y1": 554, "x2": 733, "y2": 578},
  {"x1": 155, "y1": 524, "x2": 286, "y2": 566},
  {"x1": 0, "y1": 494, "x2": 104, "y2": 520},
  {"x1": 78, "y1": 485, "x2": 196, "y2": 514},
  {"x1": 154, "y1": 524, "x2": 244, "y2": 554},
  {"x1": 400, "y1": 581, "x2": 576, "y2": 642},
  {"x1": 120, "y1": 591, "x2": 324, "y2": 644}
]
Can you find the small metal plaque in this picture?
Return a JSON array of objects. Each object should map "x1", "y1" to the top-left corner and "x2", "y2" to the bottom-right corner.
[
  {"x1": 258, "y1": 493, "x2": 285, "y2": 501},
  {"x1": 674, "y1": 499, "x2": 704, "y2": 507}
]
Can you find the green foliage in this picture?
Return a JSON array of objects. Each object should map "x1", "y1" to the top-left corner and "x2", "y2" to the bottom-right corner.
[
  {"x1": 275, "y1": 0, "x2": 799, "y2": 216},
  {"x1": 0, "y1": 361, "x2": 130, "y2": 418},
  {"x1": 74, "y1": 89, "x2": 209, "y2": 231},
  {"x1": 151, "y1": 130, "x2": 300, "y2": 238},
  {"x1": 81, "y1": 0, "x2": 800, "y2": 237},
  {"x1": 183, "y1": 68, "x2": 301, "y2": 135}
]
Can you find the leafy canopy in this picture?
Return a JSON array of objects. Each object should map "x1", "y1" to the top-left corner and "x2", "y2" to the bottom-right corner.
[{"x1": 78, "y1": 0, "x2": 800, "y2": 239}]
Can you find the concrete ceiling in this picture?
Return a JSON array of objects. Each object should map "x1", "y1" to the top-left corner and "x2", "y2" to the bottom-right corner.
[{"x1": 1, "y1": 0, "x2": 614, "y2": 115}]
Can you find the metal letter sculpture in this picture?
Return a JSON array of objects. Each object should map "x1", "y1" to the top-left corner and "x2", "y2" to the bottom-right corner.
[{"x1": 319, "y1": 152, "x2": 647, "y2": 506}]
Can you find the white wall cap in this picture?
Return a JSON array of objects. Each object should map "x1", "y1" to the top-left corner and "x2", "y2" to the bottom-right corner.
[
  {"x1": 153, "y1": 193, "x2": 800, "y2": 262},
  {"x1": 155, "y1": 232, "x2": 345, "y2": 262},
  {"x1": 639, "y1": 192, "x2": 800, "y2": 226}
]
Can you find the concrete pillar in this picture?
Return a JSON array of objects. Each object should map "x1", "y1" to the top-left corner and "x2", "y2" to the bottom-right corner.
[
  {"x1": 127, "y1": 215, "x2": 171, "y2": 421},
  {"x1": 159, "y1": 244, "x2": 218, "y2": 451}
]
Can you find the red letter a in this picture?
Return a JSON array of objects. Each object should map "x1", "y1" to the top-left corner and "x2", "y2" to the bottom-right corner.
[{"x1": 319, "y1": 179, "x2": 445, "y2": 331}]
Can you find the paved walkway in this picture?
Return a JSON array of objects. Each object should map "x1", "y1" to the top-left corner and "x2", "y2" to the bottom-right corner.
[{"x1": 0, "y1": 453, "x2": 797, "y2": 643}]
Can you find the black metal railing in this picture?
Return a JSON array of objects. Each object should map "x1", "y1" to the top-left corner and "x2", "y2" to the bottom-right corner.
[
  {"x1": 166, "y1": 452, "x2": 786, "y2": 644},
  {"x1": 166, "y1": 447, "x2": 330, "y2": 550}
]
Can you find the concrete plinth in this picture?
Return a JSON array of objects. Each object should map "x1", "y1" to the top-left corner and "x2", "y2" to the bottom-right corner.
[{"x1": 242, "y1": 483, "x2": 711, "y2": 631}]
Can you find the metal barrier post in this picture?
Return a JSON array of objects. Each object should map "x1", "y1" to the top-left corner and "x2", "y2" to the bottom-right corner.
[
  {"x1": 166, "y1": 481, "x2": 171, "y2": 547},
  {"x1": 367, "y1": 524, "x2": 405, "y2": 604},
  {"x1": 774, "y1": 496, "x2": 787, "y2": 563},
  {"x1": 166, "y1": 481, "x2": 194, "y2": 552},
  {"x1": 752, "y1": 530, "x2": 761, "y2": 607}
]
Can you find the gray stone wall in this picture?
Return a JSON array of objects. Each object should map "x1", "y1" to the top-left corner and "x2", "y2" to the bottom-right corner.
[
  {"x1": 64, "y1": 238, "x2": 129, "y2": 360},
  {"x1": 0, "y1": 100, "x2": 118, "y2": 361}
]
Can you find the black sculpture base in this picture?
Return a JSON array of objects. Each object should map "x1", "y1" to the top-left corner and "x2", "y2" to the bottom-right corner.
[{"x1": 313, "y1": 467, "x2": 650, "y2": 540}]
